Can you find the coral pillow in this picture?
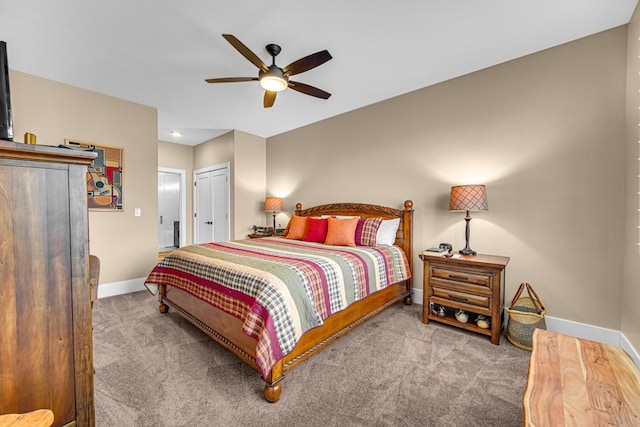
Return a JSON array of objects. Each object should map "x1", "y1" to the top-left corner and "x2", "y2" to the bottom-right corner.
[
  {"x1": 303, "y1": 217, "x2": 329, "y2": 243},
  {"x1": 286, "y1": 215, "x2": 308, "y2": 240},
  {"x1": 324, "y1": 217, "x2": 359, "y2": 246},
  {"x1": 355, "y1": 217, "x2": 383, "y2": 246}
]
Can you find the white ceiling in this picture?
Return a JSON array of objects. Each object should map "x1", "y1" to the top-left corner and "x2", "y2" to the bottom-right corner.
[{"x1": 1, "y1": 0, "x2": 637, "y2": 146}]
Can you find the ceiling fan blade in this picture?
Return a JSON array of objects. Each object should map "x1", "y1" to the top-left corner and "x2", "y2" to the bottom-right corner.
[
  {"x1": 288, "y1": 81, "x2": 331, "y2": 99},
  {"x1": 283, "y1": 50, "x2": 332, "y2": 76},
  {"x1": 205, "y1": 77, "x2": 258, "y2": 83},
  {"x1": 222, "y1": 34, "x2": 269, "y2": 73},
  {"x1": 264, "y1": 91, "x2": 277, "y2": 108}
]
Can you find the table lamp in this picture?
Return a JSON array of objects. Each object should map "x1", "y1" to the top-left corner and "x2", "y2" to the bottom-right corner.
[
  {"x1": 264, "y1": 197, "x2": 283, "y2": 231},
  {"x1": 449, "y1": 185, "x2": 488, "y2": 256}
]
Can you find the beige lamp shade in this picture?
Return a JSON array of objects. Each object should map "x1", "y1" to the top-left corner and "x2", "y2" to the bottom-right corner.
[
  {"x1": 449, "y1": 185, "x2": 488, "y2": 212},
  {"x1": 264, "y1": 197, "x2": 283, "y2": 213}
]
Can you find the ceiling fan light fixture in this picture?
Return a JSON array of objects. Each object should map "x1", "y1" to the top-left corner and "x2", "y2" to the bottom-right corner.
[
  {"x1": 259, "y1": 66, "x2": 288, "y2": 92},
  {"x1": 260, "y1": 74, "x2": 288, "y2": 92}
]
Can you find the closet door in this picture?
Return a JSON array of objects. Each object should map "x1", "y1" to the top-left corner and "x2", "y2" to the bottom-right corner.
[{"x1": 194, "y1": 164, "x2": 229, "y2": 244}]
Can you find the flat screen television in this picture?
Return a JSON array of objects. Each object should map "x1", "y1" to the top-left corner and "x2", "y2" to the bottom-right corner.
[{"x1": 0, "y1": 41, "x2": 14, "y2": 142}]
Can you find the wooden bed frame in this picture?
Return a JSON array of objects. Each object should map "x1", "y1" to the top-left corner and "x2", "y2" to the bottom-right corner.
[{"x1": 156, "y1": 200, "x2": 414, "y2": 402}]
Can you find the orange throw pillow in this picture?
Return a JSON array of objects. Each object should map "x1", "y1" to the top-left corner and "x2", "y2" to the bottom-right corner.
[
  {"x1": 285, "y1": 215, "x2": 308, "y2": 240},
  {"x1": 324, "y1": 217, "x2": 359, "y2": 246}
]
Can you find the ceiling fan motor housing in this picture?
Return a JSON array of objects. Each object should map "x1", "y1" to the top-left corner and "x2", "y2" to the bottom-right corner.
[{"x1": 266, "y1": 44, "x2": 281, "y2": 58}]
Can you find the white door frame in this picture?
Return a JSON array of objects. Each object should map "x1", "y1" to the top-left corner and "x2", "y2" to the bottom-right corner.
[
  {"x1": 193, "y1": 162, "x2": 230, "y2": 243},
  {"x1": 158, "y1": 167, "x2": 187, "y2": 248}
]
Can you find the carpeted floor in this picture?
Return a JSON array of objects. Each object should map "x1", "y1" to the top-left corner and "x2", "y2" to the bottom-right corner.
[{"x1": 93, "y1": 291, "x2": 531, "y2": 426}]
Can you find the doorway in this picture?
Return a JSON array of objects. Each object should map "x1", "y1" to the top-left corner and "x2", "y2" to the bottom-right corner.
[
  {"x1": 158, "y1": 168, "x2": 186, "y2": 250},
  {"x1": 193, "y1": 163, "x2": 230, "y2": 244}
]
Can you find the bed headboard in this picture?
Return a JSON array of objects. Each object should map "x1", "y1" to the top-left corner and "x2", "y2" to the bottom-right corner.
[{"x1": 295, "y1": 200, "x2": 414, "y2": 287}]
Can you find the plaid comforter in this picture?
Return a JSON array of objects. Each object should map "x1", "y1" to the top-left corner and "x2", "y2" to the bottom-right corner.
[{"x1": 145, "y1": 237, "x2": 411, "y2": 378}]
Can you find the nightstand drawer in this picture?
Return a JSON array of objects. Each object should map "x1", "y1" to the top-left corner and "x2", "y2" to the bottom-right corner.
[
  {"x1": 431, "y1": 285, "x2": 490, "y2": 309},
  {"x1": 431, "y1": 267, "x2": 491, "y2": 288}
]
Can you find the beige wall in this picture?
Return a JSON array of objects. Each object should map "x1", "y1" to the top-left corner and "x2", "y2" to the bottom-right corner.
[
  {"x1": 267, "y1": 27, "x2": 627, "y2": 330},
  {"x1": 188, "y1": 129, "x2": 267, "y2": 239},
  {"x1": 193, "y1": 131, "x2": 234, "y2": 237},
  {"x1": 158, "y1": 140, "x2": 194, "y2": 245},
  {"x1": 624, "y1": 10, "x2": 640, "y2": 351},
  {"x1": 233, "y1": 130, "x2": 267, "y2": 237},
  {"x1": 10, "y1": 70, "x2": 159, "y2": 285},
  {"x1": 193, "y1": 131, "x2": 235, "y2": 170}
]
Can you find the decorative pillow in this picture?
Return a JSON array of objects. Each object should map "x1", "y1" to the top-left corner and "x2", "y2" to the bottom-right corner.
[
  {"x1": 285, "y1": 215, "x2": 308, "y2": 240},
  {"x1": 376, "y1": 218, "x2": 401, "y2": 246},
  {"x1": 303, "y1": 217, "x2": 329, "y2": 243},
  {"x1": 282, "y1": 219, "x2": 291, "y2": 237},
  {"x1": 355, "y1": 217, "x2": 383, "y2": 246},
  {"x1": 324, "y1": 217, "x2": 359, "y2": 246}
]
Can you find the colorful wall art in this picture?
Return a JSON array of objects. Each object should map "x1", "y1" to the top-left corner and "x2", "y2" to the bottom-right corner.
[{"x1": 66, "y1": 139, "x2": 124, "y2": 211}]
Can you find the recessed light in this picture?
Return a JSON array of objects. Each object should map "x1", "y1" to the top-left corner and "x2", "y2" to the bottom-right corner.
[{"x1": 170, "y1": 131, "x2": 183, "y2": 137}]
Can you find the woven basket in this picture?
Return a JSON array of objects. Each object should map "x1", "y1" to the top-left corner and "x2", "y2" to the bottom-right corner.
[{"x1": 506, "y1": 282, "x2": 546, "y2": 351}]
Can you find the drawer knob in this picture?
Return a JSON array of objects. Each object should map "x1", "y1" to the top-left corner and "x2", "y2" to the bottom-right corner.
[{"x1": 448, "y1": 274, "x2": 468, "y2": 281}]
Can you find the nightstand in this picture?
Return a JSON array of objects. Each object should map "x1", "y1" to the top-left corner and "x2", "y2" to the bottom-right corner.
[
  {"x1": 248, "y1": 233, "x2": 273, "y2": 238},
  {"x1": 420, "y1": 253, "x2": 509, "y2": 344}
]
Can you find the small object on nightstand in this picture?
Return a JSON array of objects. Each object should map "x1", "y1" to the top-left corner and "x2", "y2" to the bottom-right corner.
[
  {"x1": 248, "y1": 233, "x2": 272, "y2": 239},
  {"x1": 251, "y1": 225, "x2": 273, "y2": 237},
  {"x1": 423, "y1": 247, "x2": 448, "y2": 256},
  {"x1": 423, "y1": 243, "x2": 452, "y2": 257},
  {"x1": 455, "y1": 309, "x2": 468, "y2": 323},
  {"x1": 476, "y1": 315, "x2": 490, "y2": 329}
]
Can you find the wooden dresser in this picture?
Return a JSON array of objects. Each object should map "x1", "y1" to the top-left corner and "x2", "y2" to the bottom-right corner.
[{"x1": 0, "y1": 140, "x2": 96, "y2": 426}]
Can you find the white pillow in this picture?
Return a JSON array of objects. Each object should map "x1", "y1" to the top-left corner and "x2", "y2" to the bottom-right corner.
[{"x1": 376, "y1": 218, "x2": 400, "y2": 246}]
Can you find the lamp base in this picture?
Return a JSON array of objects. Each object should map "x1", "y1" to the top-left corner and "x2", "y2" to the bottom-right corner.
[{"x1": 459, "y1": 247, "x2": 477, "y2": 256}]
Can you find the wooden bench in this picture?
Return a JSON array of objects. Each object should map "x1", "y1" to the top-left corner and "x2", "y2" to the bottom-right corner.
[
  {"x1": 523, "y1": 329, "x2": 640, "y2": 426},
  {"x1": 0, "y1": 409, "x2": 54, "y2": 427}
]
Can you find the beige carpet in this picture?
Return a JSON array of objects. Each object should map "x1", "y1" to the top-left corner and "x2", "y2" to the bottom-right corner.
[{"x1": 93, "y1": 291, "x2": 531, "y2": 426}]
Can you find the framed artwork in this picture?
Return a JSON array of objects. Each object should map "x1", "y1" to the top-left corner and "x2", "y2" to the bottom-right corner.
[{"x1": 65, "y1": 139, "x2": 124, "y2": 211}]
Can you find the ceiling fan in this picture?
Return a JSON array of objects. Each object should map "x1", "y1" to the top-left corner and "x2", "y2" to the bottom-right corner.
[{"x1": 205, "y1": 34, "x2": 332, "y2": 108}]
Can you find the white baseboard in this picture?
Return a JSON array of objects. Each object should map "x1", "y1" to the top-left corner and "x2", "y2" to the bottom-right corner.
[
  {"x1": 412, "y1": 286, "x2": 424, "y2": 306},
  {"x1": 621, "y1": 332, "x2": 640, "y2": 368},
  {"x1": 411, "y1": 287, "x2": 640, "y2": 367},
  {"x1": 96, "y1": 277, "x2": 146, "y2": 299}
]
